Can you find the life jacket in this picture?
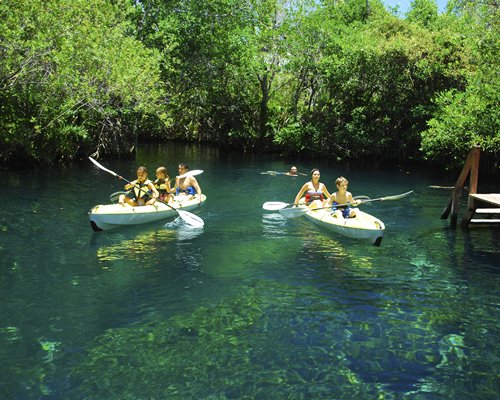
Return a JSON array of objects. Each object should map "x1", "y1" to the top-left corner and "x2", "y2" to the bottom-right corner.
[
  {"x1": 154, "y1": 178, "x2": 169, "y2": 195},
  {"x1": 305, "y1": 189, "x2": 323, "y2": 204},
  {"x1": 131, "y1": 180, "x2": 152, "y2": 200}
]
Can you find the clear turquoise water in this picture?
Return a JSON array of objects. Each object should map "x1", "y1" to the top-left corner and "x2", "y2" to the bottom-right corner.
[{"x1": 0, "y1": 143, "x2": 498, "y2": 399}]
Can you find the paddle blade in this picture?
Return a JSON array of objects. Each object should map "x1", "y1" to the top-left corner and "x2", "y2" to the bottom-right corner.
[
  {"x1": 177, "y1": 210, "x2": 204, "y2": 228},
  {"x1": 378, "y1": 190, "x2": 413, "y2": 203},
  {"x1": 380, "y1": 190, "x2": 414, "y2": 201},
  {"x1": 279, "y1": 207, "x2": 309, "y2": 219},
  {"x1": 109, "y1": 191, "x2": 129, "y2": 203},
  {"x1": 177, "y1": 170, "x2": 204, "y2": 179},
  {"x1": 88, "y1": 157, "x2": 119, "y2": 177},
  {"x1": 262, "y1": 201, "x2": 289, "y2": 211},
  {"x1": 187, "y1": 169, "x2": 203, "y2": 177}
]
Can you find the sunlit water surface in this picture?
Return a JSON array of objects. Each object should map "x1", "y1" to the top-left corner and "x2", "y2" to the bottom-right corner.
[{"x1": 1, "y1": 143, "x2": 498, "y2": 399}]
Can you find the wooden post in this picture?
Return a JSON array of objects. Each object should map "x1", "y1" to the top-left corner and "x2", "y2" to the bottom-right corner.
[
  {"x1": 460, "y1": 147, "x2": 480, "y2": 227},
  {"x1": 441, "y1": 146, "x2": 480, "y2": 228}
]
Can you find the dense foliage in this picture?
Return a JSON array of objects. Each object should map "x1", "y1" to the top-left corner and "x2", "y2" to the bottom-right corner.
[
  {"x1": 0, "y1": 0, "x2": 498, "y2": 170},
  {"x1": 0, "y1": 0, "x2": 165, "y2": 165}
]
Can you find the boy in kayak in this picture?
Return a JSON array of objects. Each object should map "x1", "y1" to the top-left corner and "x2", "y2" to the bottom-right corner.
[
  {"x1": 326, "y1": 176, "x2": 360, "y2": 218},
  {"x1": 119, "y1": 166, "x2": 159, "y2": 206},
  {"x1": 154, "y1": 166, "x2": 174, "y2": 204},
  {"x1": 174, "y1": 163, "x2": 202, "y2": 203}
]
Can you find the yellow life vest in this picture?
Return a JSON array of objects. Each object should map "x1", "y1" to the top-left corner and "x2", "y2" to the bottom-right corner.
[{"x1": 131, "y1": 179, "x2": 152, "y2": 199}]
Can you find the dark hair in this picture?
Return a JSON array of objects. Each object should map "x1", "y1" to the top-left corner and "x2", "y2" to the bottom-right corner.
[
  {"x1": 179, "y1": 162, "x2": 189, "y2": 170},
  {"x1": 310, "y1": 168, "x2": 320, "y2": 178},
  {"x1": 137, "y1": 166, "x2": 148, "y2": 175}
]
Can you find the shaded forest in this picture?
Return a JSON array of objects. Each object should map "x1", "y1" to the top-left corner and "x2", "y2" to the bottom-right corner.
[{"x1": 0, "y1": 0, "x2": 498, "y2": 171}]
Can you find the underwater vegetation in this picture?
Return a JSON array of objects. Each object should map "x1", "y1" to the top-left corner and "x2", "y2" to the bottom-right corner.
[{"x1": 66, "y1": 277, "x2": 499, "y2": 399}]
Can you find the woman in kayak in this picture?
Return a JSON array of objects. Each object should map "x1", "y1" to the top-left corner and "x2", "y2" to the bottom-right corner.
[
  {"x1": 293, "y1": 168, "x2": 331, "y2": 208},
  {"x1": 119, "y1": 166, "x2": 159, "y2": 206},
  {"x1": 174, "y1": 163, "x2": 202, "y2": 203},
  {"x1": 325, "y1": 176, "x2": 360, "y2": 218}
]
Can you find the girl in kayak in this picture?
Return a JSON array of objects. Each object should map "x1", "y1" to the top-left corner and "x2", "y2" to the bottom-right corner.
[
  {"x1": 293, "y1": 168, "x2": 331, "y2": 208},
  {"x1": 326, "y1": 176, "x2": 360, "y2": 218},
  {"x1": 174, "y1": 163, "x2": 202, "y2": 203},
  {"x1": 119, "y1": 166, "x2": 159, "y2": 206},
  {"x1": 154, "y1": 166, "x2": 174, "y2": 204}
]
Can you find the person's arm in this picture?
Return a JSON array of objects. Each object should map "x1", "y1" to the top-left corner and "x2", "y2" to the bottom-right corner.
[
  {"x1": 325, "y1": 192, "x2": 336, "y2": 207},
  {"x1": 166, "y1": 179, "x2": 173, "y2": 193},
  {"x1": 294, "y1": 184, "x2": 308, "y2": 205},
  {"x1": 322, "y1": 184, "x2": 332, "y2": 201},
  {"x1": 124, "y1": 179, "x2": 136, "y2": 190},
  {"x1": 172, "y1": 177, "x2": 180, "y2": 193},
  {"x1": 191, "y1": 177, "x2": 202, "y2": 202},
  {"x1": 149, "y1": 182, "x2": 159, "y2": 199},
  {"x1": 347, "y1": 192, "x2": 360, "y2": 206}
]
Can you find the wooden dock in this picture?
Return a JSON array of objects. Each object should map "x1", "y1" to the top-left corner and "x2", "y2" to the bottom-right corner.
[{"x1": 441, "y1": 146, "x2": 500, "y2": 228}]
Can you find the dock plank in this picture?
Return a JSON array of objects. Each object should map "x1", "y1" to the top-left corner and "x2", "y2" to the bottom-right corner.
[
  {"x1": 470, "y1": 193, "x2": 500, "y2": 207},
  {"x1": 474, "y1": 208, "x2": 500, "y2": 214},
  {"x1": 470, "y1": 219, "x2": 500, "y2": 224}
]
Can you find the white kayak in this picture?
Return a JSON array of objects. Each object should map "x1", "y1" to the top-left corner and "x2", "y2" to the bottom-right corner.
[
  {"x1": 89, "y1": 195, "x2": 206, "y2": 231},
  {"x1": 303, "y1": 206, "x2": 385, "y2": 246}
]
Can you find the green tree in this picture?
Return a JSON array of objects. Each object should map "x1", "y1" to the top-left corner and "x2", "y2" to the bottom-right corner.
[
  {"x1": 421, "y1": 0, "x2": 499, "y2": 169},
  {"x1": 0, "y1": 0, "x2": 165, "y2": 165},
  {"x1": 406, "y1": 0, "x2": 439, "y2": 27}
]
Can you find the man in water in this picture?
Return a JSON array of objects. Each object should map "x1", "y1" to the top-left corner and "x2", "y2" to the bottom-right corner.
[
  {"x1": 285, "y1": 166, "x2": 299, "y2": 176},
  {"x1": 262, "y1": 166, "x2": 306, "y2": 176}
]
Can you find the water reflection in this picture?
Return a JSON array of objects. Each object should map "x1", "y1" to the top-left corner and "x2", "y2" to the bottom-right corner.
[
  {"x1": 1, "y1": 143, "x2": 499, "y2": 400},
  {"x1": 164, "y1": 219, "x2": 204, "y2": 241},
  {"x1": 261, "y1": 211, "x2": 288, "y2": 237},
  {"x1": 92, "y1": 222, "x2": 204, "y2": 263}
]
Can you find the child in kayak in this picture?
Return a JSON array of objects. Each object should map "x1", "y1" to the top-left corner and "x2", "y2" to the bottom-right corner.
[
  {"x1": 154, "y1": 166, "x2": 174, "y2": 204},
  {"x1": 326, "y1": 176, "x2": 360, "y2": 218},
  {"x1": 119, "y1": 166, "x2": 159, "y2": 206}
]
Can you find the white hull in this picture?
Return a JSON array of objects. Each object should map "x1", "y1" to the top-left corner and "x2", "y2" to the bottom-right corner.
[
  {"x1": 89, "y1": 195, "x2": 206, "y2": 231},
  {"x1": 304, "y1": 207, "x2": 385, "y2": 246}
]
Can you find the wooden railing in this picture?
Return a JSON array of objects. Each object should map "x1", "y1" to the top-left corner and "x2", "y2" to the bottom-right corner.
[{"x1": 440, "y1": 146, "x2": 480, "y2": 228}]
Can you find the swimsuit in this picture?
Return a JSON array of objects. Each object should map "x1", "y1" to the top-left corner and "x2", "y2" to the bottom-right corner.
[
  {"x1": 305, "y1": 189, "x2": 324, "y2": 204},
  {"x1": 176, "y1": 186, "x2": 196, "y2": 196},
  {"x1": 332, "y1": 202, "x2": 352, "y2": 218}
]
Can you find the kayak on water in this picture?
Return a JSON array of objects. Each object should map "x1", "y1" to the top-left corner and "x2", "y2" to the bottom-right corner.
[
  {"x1": 289, "y1": 203, "x2": 385, "y2": 246},
  {"x1": 88, "y1": 194, "x2": 206, "y2": 231}
]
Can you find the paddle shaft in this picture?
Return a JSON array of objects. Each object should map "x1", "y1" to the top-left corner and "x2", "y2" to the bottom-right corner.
[
  {"x1": 311, "y1": 191, "x2": 413, "y2": 211},
  {"x1": 278, "y1": 191, "x2": 413, "y2": 218}
]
